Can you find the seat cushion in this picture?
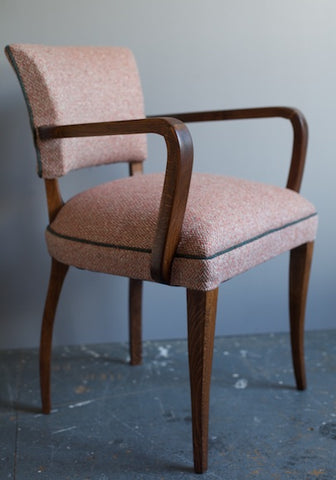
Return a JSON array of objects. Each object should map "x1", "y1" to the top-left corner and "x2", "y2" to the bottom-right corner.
[{"x1": 46, "y1": 173, "x2": 318, "y2": 291}]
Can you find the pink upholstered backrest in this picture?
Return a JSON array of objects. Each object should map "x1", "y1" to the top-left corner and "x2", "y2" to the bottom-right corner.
[{"x1": 5, "y1": 44, "x2": 147, "y2": 178}]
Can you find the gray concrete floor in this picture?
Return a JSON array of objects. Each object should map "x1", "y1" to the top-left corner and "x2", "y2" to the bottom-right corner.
[{"x1": 1, "y1": 330, "x2": 336, "y2": 479}]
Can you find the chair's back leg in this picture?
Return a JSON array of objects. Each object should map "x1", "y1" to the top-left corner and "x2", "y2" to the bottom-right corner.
[
  {"x1": 129, "y1": 279, "x2": 143, "y2": 365},
  {"x1": 187, "y1": 287, "x2": 218, "y2": 473},
  {"x1": 40, "y1": 258, "x2": 69, "y2": 413},
  {"x1": 289, "y1": 241, "x2": 314, "y2": 391}
]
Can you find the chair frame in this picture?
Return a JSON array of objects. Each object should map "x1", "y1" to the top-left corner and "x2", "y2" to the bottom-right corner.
[{"x1": 38, "y1": 107, "x2": 314, "y2": 473}]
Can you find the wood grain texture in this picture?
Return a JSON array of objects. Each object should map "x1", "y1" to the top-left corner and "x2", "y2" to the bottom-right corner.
[
  {"x1": 129, "y1": 279, "x2": 143, "y2": 366},
  {"x1": 151, "y1": 106, "x2": 308, "y2": 192},
  {"x1": 128, "y1": 163, "x2": 144, "y2": 365},
  {"x1": 38, "y1": 108, "x2": 313, "y2": 474},
  {"x1": 39, "y1": 117, "x2": 194, "y2": 285},
  {"x1": 289, "y1": 241, "x2": 314, "y2": 390},
  {"x1": 40, "y1": 258, "x2": 69, "y2": 413},
  {"x1": 187, "y1": 288, "x2": 218, "y2": 473},
  {"x1": 44, "y1": 178, "x2": 64, "y2": 222}
]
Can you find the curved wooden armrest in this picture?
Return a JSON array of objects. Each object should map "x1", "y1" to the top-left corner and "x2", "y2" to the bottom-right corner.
[
  {"x1": 150, "y1": 107, "x2": 308, "y2": 192},
  {"x1": 38, "y1": 118, "x2": 193, "y2": 285}
]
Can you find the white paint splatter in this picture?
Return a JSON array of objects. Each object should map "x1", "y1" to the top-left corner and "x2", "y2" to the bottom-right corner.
[
  {"x1": 81, "y1": 345, "x2": 101, "y2": 358},
  {"x1": 68, "y1": 399, "x2": 95, "y2": 409},
  {"x1": 154, "y1": 396, "x2": 165, "y2": 414},
  {"x1": 152, "y1": 360, "x2": 167, "y2": 369},
  {"x1": 232, "y1": 373, "x2": 240, "y2": 378},
  {"x1": 52, "y1": 426, "x2": 77, "y2": 435},
  {"x1": 234, "y1": 378, "x2": 248, "y2": 389},
  {"x1": 34, "y1": 408, "x2": 58, "y2": 418},
  {"x1": 157, "y1": 346, "x2": 170, "y2": 358}
]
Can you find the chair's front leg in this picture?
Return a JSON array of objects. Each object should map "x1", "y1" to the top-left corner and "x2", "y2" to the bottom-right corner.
[
  {"x1": 187, "y1": 288, "x2": 218, "y2": 473},
  {"x1": 40, "y1": 258, "x2": 69, "y2": 413},
  {"x1": 289, "y1": 241, "x2": 314, "y2": 390},
  {"x1": 129, "y1": 279, "x2": 143, "y2": 365}
]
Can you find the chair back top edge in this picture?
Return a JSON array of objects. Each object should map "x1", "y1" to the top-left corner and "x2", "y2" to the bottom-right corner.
[{"x1": 5, "y1": 44, "x2": 147, "y2": 178}]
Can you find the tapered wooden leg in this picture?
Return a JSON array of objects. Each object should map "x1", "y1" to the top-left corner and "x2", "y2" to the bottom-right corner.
[
  {"x1": 40, "y1": 258, "x2": 69, "y2": 414},
  {"x1": 289, "y1": 241, "x2": 314, "y2": 391},
  {"x1": 187, "y1": 288, "x2": 218, "y2": 474},
  {"x1": 129, "y1": 279, "x2": 143, "y2": 365}
]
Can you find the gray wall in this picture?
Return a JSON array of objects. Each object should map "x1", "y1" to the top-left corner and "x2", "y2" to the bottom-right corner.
[{"x1": 0, "y1": 0, "x2": 334, "y2": 349}]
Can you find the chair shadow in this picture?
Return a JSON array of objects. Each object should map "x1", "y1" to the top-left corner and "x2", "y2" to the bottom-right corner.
[
  {"x1": 0, "y1": 398, "x2": 41, "y2": 414},
  {"x1": 248, "y1": 379, "x2": 298, "y2": 391}
]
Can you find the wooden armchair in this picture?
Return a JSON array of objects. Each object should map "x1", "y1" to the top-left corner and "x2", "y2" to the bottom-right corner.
[{"x1": 5, "y1": 44, "x2": 317, "y2": 473}]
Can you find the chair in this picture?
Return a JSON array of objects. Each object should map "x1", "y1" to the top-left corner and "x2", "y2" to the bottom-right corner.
[{"x1": 5, "y1": 43, "x2": 317, "y2": 473}]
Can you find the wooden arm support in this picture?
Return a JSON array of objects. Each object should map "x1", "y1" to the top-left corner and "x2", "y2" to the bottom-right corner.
[
  {"x1": 150, "y1": 107, "x2": 308, "y2": 193},
  {"x1": 38, "y1": 106, "x2": 307, "y2": 284},
  {"x1": 38, "y1": 117, "x2": 194, "y2": 285}
]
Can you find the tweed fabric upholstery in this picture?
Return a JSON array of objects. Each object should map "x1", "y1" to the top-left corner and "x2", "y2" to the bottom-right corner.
[
  {"x1": 5, "y1": 44, "x2": 147, "y2": 178},
  {"x1": 46, "y1": 173, "x2": 318, "y2": 291}
]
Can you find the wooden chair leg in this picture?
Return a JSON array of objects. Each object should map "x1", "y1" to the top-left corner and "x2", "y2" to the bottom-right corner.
[
  {"x1": 40, "y1": 258, "x2": 69, "y2": 414},
  {"x1": 129, "y1": 279, "x2": 142, "y2": 365},
  {"x1": 289, "y1": 241, "x2": 314, "y2": 391},
  {"x1": 187, "y1": 288, "x2": 218, "y2": 474}
]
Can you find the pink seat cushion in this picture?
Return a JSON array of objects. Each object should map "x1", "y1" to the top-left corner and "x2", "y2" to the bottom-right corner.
[{"x1": 46, "y1": 173, "x2": 318, "y2": 291}]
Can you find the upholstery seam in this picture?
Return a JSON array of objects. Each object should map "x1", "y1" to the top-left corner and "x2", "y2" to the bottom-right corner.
[
  {"x1": 5, "y1": 45, "x2": 43, "y2": 177},
  {"x1": 46, "y1": 212, "x2": 317, "y2": 261}
]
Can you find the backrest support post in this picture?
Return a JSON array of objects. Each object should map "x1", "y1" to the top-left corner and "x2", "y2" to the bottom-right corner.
[{"x1": 44, "y1": 178, "x2": 64, "y2": 223}]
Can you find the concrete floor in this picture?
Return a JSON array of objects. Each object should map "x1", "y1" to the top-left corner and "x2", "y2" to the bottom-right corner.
[{"x1": 1, "y1": 330, "x2": 336, "y2": 479}]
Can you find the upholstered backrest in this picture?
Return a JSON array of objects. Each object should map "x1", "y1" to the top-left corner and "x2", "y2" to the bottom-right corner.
[{"x1": 5, "y1": 44, "x2": 147, "y2": 178}]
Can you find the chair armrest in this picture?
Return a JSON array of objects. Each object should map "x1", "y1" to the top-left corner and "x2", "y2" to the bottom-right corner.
[
  {"x1": 38, "y1": 117, "x2": 194, "y2": 285},
  {"x1": 149, "y1": 107, "x2": 308, "y2": 192}
]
